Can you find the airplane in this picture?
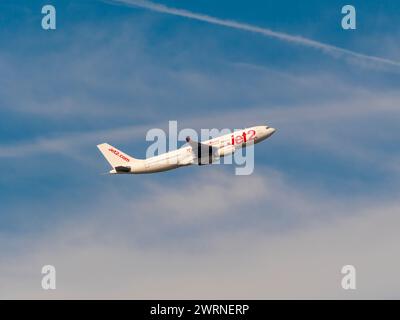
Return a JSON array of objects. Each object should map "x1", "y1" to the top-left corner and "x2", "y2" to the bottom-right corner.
[{"x1": 97, "y1": 125, "x2": 276, "y2": 174}]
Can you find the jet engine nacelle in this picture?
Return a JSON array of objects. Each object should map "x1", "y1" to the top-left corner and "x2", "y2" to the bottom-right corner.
[
  {"x1": 178, "y1": 153, "x2": 195, "y2": 166},
  {"x1": 217, "y1": 145, "x2": 235, "y2": 157}
]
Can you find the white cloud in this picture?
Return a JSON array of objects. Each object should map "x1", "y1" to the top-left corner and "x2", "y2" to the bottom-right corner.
[{"x1": 0, "y1": 169, "x2": 399, "y2": 298}]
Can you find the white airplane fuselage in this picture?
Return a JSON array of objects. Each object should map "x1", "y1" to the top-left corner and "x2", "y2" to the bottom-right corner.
[{"x1": 97, "y1": 125, "x2": 276, "y2": 174}]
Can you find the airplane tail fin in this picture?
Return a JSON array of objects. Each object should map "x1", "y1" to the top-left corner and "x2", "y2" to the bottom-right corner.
[{"x1": 97, "y1": 143, "x2": 140, "y2": 169}]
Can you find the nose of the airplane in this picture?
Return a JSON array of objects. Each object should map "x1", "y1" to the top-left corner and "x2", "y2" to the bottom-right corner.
[{"x1": 267, "y1": 127, "x2": 276, "y2": 136}]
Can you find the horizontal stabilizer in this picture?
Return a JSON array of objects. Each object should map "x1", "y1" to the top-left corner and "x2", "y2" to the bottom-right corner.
[{"x1": 114, "y1": 166, "x2": 131, "y2": 173}]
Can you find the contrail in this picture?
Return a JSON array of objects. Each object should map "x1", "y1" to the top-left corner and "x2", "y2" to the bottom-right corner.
[{"x1": 106, "y1": 0, "x2": 400, "y2": 69}]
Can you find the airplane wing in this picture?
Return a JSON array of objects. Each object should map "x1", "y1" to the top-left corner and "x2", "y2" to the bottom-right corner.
[{"x1": 185, "y1": 136, "x2": 219, "y2": 165}]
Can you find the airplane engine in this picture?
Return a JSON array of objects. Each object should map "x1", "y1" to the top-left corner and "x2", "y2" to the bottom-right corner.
[
  {"x1": 217, "y1": 145, "x2": 235, "y2": 157},
  {"x1": 178, "y1": 154, "x2": 194, "y2": 166}
]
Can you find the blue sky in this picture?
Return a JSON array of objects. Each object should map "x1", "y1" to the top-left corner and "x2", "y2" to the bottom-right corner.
[{"x1": 0, "y1": 0, "x2": 400, "y2": 298}]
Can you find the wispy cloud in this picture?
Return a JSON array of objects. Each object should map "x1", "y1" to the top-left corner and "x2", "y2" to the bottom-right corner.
[
  {"x1": 1, "y1": 86, "x2": 399, "y2": 180},
  {"x1": 106, "y1": 0, "x2": 400, "y2": 70},
  {"x1": 0, "y1": 124, "x2": 149, "y2": 159}
]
